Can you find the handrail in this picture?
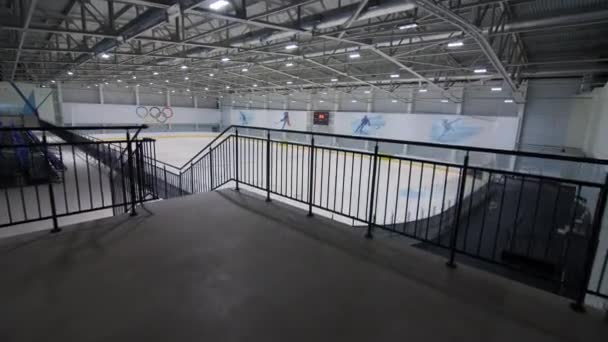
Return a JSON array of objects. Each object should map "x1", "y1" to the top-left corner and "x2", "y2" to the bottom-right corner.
[
  {"x1": 178, "y1": 125, "x2": 234, "y2": 169},
  {"x1": 230, "y1": 125, "x2": 608, "y2": 165}
]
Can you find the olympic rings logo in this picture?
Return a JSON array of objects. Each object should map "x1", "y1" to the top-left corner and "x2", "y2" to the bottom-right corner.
[{"x1": 135, "y1": 106, "x2": 174, "y2": 124}]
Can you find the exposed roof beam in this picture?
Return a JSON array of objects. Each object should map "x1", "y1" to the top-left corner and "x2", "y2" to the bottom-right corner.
[
  {"x1": 413, "y1": 0, "x2": 521, "y2": 100},
  {"x1": 10, "y1": 0, "x2": 39, "y2": 81},
  {"x1": 194, "y1": 8, "x2": 460, "y2": 102}
]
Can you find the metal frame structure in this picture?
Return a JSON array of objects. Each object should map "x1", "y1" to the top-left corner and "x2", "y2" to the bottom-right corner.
[
  {"x1": 1, "y1": 0, "x2": 607, "y2": 103},
  {"x1": 2, "y1": 122, "x2": 608, "y2": 310},
  {"x1": 140, "y1": 124, "x2": 608, "y2": 310}
]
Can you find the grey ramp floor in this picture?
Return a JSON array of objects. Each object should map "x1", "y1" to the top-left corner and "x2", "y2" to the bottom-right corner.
[{"x1": 0, "y1": 190, "x2": 606, "y2": 342}]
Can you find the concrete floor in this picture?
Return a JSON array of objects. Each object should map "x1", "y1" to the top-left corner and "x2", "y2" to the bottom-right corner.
[{"x1": 0, "y1": 189, "x2": 606, "y2": 341}]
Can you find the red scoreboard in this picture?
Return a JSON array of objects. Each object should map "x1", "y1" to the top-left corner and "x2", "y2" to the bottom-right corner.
[{"x1": 313, "y1": 111, "x2": 330, "y2": 125}]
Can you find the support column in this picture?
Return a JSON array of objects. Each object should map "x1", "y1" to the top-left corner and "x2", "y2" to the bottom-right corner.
[
  {"x1": 166, "y1": 89, "x2": 171, "y2": 130},
  {"x1": 450, "y1": 88, "x2": 465, "y2": 163},
  {"x1": 511, "y1": 81, "x2": 529, "y2": 170},
  {"x1": 306, "y1": 92, "x2": 313, "y2": 133},
  {"x1": 406, "y1": 88, "x2": 414, "y2": 114},
  {"x1": 403, "y1": 88, "x2": 414, "y2": 155},
  {"x1": 333, "y1": 92, "x2": 339, "y2": 146},
  {"x1": 193, "y1": 95, "x2": 199, "y2": 130},
  {"x1": 135, "y1": 85, "x2": 140, "y2": 106},
  {"x1": 56, "y1": 82, "x2": 64, "y2": 125},
  {"x1": 99, "y1": 83, "x2": 104, "y2": 104},
  {"x1": 282, "y1": 98, "x2": 288, "y2": 139}
]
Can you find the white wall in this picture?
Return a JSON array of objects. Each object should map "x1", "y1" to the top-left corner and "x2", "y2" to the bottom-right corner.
[
  {"x1": 578, "y1": 82, "x2": 608, "y2": 309},
  {"x1": 0, "y1": 82, "x2": 56, "y2": 124},
  {"x1": 520, "y1": 79, "x2": 593, "y2": 152},
  {"x1": 63, "y1": 102, "x2": 220, "y2": 126},
  {"x1": 228, "y1": 108, "x2": 308, "y2": 130},
  {"x1": 583, "y1": 83, "x2": 608, "y2": 159},
  {"x1": 224, "y1": 107, "x2": 518, "y2": 150}
]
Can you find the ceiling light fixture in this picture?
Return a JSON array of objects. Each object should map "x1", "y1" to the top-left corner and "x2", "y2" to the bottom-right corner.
[
  {"x1": 242, "y1": 68, "x2": 248, "y2": 72},
  {"x1": 504, "y1": 99, "x2": 514, "y2": 103},
  {"x1": 221, "y1": 57, "x2": 230, "y2": 62},
  {"x1": 286, "y1": 81, "x2": 293, "y2": 84},
  {"x1": 419, "y1": 88, "x2": 428, "y2": 93},
  {"x1": 285, "y1": 44, "x2": 298, "y2": 50},
  {"x1": 399, "y1": 23, "x2": 418, "y2": 30},
  {"x1": 390, "y1": 74, "x2": 400, "y2": 78},
  {"x1": 50, "y1": 80, "x2": 55, "y2": 83},
  {"x1": 132, "y1": 76, "x2": 136, "y2": 79},
  {"x1": 67, "y1": 71, "x2": 73, "y2": 75},
  {"x1": 209, "y1": 0, "x2": 229, "y2": 10},
  {"x1": 331, "y1": 78, "x2": 338, "y2": 82},
  {"x1": 253, "y1": 84, "x2": 258, "y2": 87},
  {"x1": 101, "y1": 53, "x2": 110, "y2": 59},
  {"x1": 392, "y1": 100, "x2": 398, "y2": 103},
  {"x1": 285, "y1": 62, "x2": 294, "y2": 67},
  {"x1": 351, "y1": 100, "x2": 357, "y2": 103},
  {"x1": 474, "y1": 68, "x2": 487, "y2": 73},
  {"x1": 184, "y1": 76, "x2": 189, "y2": 80},
  {"x1": 441, "y1": 99, "x2": 449, "y2": 103},
  {"x1": 226, "y1": 86, "x2": 230, "y2": 89},
  {"x1": 491, "y1": 87, "x2": 502, "y2": 92},
  {"x1": 209, "y1": 73, "x2": 214, "y2": 77},
  {"x1": 349, "y1": 53, "x2": 360, "y2": 59},
  {"x1": 447, "y1": 41, "x2": 464, "y2": 47},
  {"x1": 180, "y1": 65, "x2": 188, "y2": 70},
  {"x1": 117, "y1": 79, "x2": 122, "y2": 83}
]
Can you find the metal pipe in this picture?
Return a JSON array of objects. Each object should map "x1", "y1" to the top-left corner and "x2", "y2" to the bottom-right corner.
[{"x1": 10, "y1": 0, "x2": 39, "y2": 81}]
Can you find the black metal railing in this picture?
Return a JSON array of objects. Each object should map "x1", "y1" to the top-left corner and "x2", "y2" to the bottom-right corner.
[
  {"x1": 0, "y1": 125, "x2": 157, "y2": 232},
  {"x1": 143, "y1": 125, "x2": 608, "y2": 309},
  {"x1": 2, "y1": 123, "x2": 607, "y2": 310}
]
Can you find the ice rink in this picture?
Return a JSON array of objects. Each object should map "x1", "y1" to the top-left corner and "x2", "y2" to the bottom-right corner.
[{"x1": 1, "y1": 131, "x2": 484, "y2": 240}]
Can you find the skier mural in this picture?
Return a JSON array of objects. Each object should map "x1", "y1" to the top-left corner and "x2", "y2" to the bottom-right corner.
[
  {"x1": 351, "y1": 114, "x2": 385, "y2": 135},
  {"x1": 430, "y1": 118, "x2": 482, "y2": 143},
  {"x1": 277, "y1": 111, "x2": 291, "y2": 129},
  {"x1": 237, "y1": 110, "x2": 255, "y2": 125}
]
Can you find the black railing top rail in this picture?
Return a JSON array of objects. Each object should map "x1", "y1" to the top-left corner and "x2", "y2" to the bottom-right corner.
[
  {"x1": 231, "y1": 125, "x2": 608, "y2": 165},
  {"x1": 160, "y1": 124, "x2": 608, "y2": 174},
  {"x1": 0, "y1": 124, "x2": 148, "y2": 131},
  {"x1": 179, "y1": 125, "x2": 234, "y2": 169}
]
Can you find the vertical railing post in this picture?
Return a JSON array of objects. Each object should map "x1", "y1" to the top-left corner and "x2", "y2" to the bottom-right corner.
[
  {"x1": 190, "y1": 163, "x2": 194, "y2": 193},
  {"x1": 210, "y1": 147, "x2": 215, "y2": 190},
  {"x1": 307, "y1": 136, "x2": 315, "y2": 217},
  {"x1": 571, "y1": 172, "x2": 608, "y2": 312},
  {"x1": 446, "y1": 152, "x2": 470, "y2": 268},
  {"x1": 126, "y1": 130, "x2": 137, "y2": 216},
  {"x1": 136, "y1": 140, "x2": 144, "y2": 205},
  {"x1": 163, "y1": 165, "x2": 168, "y2": 198},
  {"x1": 43, "y1": 133, "x2": 61, "y2": 233},
  {"x1": 179, "y1": 172, "x2": 183, "y2": 196},
  {"x1": 365, "y1": 142, "x2": 380, "y2": 239},
  {"x1": 266, "y1": 130, "x2": 271, "y2": 202},
  {"x1": 235, "y1": 129, "x2": 239, "y2": 191}
]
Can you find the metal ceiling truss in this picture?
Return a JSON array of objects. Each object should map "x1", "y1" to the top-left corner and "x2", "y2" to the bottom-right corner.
[{"x1": 1, "y1": 0, "x2": 607, "y2": 102}]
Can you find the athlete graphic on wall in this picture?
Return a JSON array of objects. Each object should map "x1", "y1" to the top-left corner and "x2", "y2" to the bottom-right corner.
[
  {"x1": 354, "y1": 115, "x2": 371, "y2": 134},
  {"x1": 239, "y1": 111, "x2": 249, "y2": 125},
  {"x1": 278, "y1": 111, "x2": 291, "y2": 129},
  {"x1": 430, "y1": 117, "x2": 482, "y2": 143}
]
